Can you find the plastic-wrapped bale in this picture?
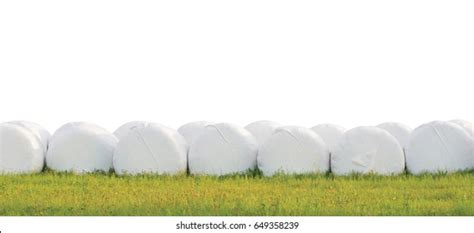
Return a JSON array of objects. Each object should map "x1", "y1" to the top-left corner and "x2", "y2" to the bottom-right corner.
[
  {"x1": 46, "y1": 122, "x2": 118, "y2": 173},
  {"x1": 245, "y1": 120, "x2": 281, "y2": 146},
  {"x1": 0, "y1": 123, "x2": 44, "y2": 174},
  {"x1": 113, "y1": 123, "x2": 188, "y2": 175},
  {"x1": 178, "y1": 121, "x2": 213, "y2": 144},
  {"x1": 114, "y1": 121, "x2": 149, "y2": 140},
  {"x1": 258, "y1": 126, "x2": 329, "y2": 176},
  {"x1": 7, "y1": 121, "x2": 50, "y2": 152},
  {"x1": 377, "y1": 122, "x2": 412, "y2": 150},
  {"x1": 406, "y1": 121, "x2": 474, "y2": 174},
  {"x1": 310, "y1": 124, "x2": 345, "y2": 154},
  {"x1": 331, "y1": 126, "x2": 405, "y2": 175},
  {"x1": 449, "y1": 119, "x2": 473, "y2": 137},
  {"x1": 188, "y1": 123, "x2": 258, "y2": 175}
]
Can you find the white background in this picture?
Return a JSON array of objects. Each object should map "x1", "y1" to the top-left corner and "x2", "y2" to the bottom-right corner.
[
  {"x1": 1, "y1": 217, "x2": 473, "y2": 233},
  {"x1": 1, "y1": 1, "x2": 474, "y2": 230},
  {"x1": 1, "y1": 1, "x2": 473, "y2": 133}
]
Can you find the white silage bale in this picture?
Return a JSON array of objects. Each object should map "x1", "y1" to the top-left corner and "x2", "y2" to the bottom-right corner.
[
  {"x1": 406, "y1": 121, "x2": 474, "y2": 174},
  {"x1": 449, "y1": 119, "x2": 473, "y2": 137},
  {"x1": 245, "y1": 120, "x2": 281, "y2": 146},
  {"x1": 331, "y1": 126, "x2": 405, "y2": 175},
  {"x1": 0, "y1": 123, "x2": 44, "y2": 174},
  {"x1": 113, "y1": 123, "x2": 188, "y2": 175},
  {"x1": 377, "y1": 122, "x2": 412, "y2": 150},
  {"x1": 310, "y1": 124, "x2": 345, "y2": 154},
  {"x1": 46, "y1": 122, "x2": 118, "y2": 173},
  {"x1": 258, "y1": 126, "x2": 329, "y2": 176},
  {"x1": 178, "y1": 121, "x2": 213, "y2": 144},
  {"x1": 188, "y1": 123, "x2": 258, "y2": 175},
  {"x1": 114, "y1": 121, "x2": 149, "y2": 140},
  {"x1": 7, "y1": 121, "x2": 50, "y2": 152}
]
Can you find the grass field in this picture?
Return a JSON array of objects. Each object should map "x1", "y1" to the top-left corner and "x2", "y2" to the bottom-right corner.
[{"x1": 0, "y1": 171, "x2": 473, "y2": 216}]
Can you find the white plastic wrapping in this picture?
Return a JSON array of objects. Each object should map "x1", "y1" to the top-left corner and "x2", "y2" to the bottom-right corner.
[
  {"x1": 114, "y1": 121, "x2": 149, "y2": 140},
  {"x1": 188, "y1": 123, "x2": 258, "y2": 175},
  {"x1": 405, "y1": 121, "x2": 474, "y2": 174},
  {"x1": 331, "y1": 126, "x2": 405, "y2": 175},
  {"x1": 310, "y1": 124, "x2": 345, "y2": 153},
  {"x1": 7, "y1": 121, "x2": 50, "y2": 152},
  {"x1": 258, "y1": 126, "x2": 329, "y2": 176},
  {"x1": 178, "y1": 121, "x2": 213, "y2": 144},
  {"x1": 449, "y1": 119, "x2": 473, "y2": 137},
  {"x1": 376, "y1": 122, "x2": 412, "y2": 150},
  {"x1": 46, "y1": 122, "x2": 118, "y2": 173},
  {"x1": 113, "y1": 123, "x2": 188, "y2": 175},
  {"x1": 0, "y1": 123, "x2": 44, "y2": 174},
  {"x1": 245, "y1": 120, "x2": 281, "y2": 146}
]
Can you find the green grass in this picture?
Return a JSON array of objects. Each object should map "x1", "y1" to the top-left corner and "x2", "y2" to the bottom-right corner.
[{"x1": 0, "y1": 171, "x2": 473, "y2": 216}]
